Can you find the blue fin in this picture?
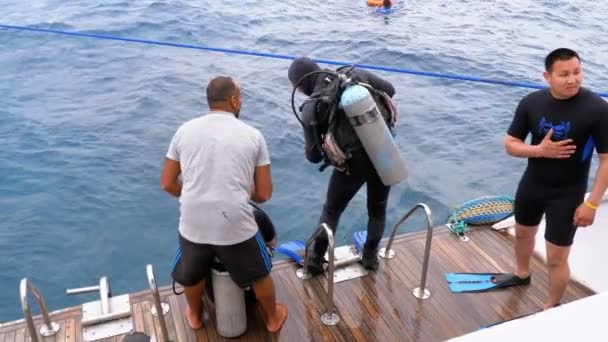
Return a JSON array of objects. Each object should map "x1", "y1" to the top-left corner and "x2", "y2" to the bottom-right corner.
[
  {"x1": 353, "y1": 230, "x2": 367, "y2": 254},
  {"x1": 448, "y1": 281, "x2": 499, "y2": 293},
  {"x1": 445, "y1": 272, "x2": 505, "y2": 283},
  {"x1": 275, "y1": 240, "x2": 306, "y2": 265},
  {"x1": 446, "y1": 273, "x2": 529, "y2": 293}
]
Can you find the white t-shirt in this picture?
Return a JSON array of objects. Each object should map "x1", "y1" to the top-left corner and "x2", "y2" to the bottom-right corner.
[{"x1": 166, "y1": 111, "x2": 270, "y2": 245}]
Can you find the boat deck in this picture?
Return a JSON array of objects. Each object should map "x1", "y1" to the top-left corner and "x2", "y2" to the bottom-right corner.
[{"x1": 0, "y1": 227, "x2": 594, "y2": 342}]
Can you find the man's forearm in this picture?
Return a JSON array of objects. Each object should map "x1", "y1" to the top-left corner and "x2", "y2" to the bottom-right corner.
[
  {"x1": 587, "y1": 160, "x2": 608, "y2": 205},
  {"x1": 506, "y1": 140, "x2": 541, "y2": 158},
  {"x1": 163, "y1": 182, "x2": 182, "y2": 198}
]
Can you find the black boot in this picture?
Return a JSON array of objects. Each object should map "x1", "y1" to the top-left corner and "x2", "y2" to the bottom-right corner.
[
  {"x1": 306, "y1": 252, "x2": 325, "y2": 275},
  {"x1": 361, "y1": 246, "x2": 379, "y2": 271}
]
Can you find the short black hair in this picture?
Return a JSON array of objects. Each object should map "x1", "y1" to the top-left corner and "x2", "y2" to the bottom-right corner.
[
  {"x1": 545, "y1": 48, "x2": 580, "y2": 72},
  {"x1": 206, "y1": 76, "x2": 238, "y2": 105},
  {"x1": 383, "y1": 0, "x2": 391, "y2": 7}
]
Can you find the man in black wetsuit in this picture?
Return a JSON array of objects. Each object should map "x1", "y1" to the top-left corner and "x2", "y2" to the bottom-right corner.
[
  {"x1": 288, "y1": 57, "x2": 396, "y2": 274},
  {"x1": 504, "y1": 48, "x2": 608, "y2": 309}
]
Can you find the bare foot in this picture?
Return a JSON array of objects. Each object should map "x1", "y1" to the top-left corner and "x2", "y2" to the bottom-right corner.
[
  {"x1": 185, "y1": 306, "x2": 203, "y2": 330},
  {"x1": 266, "y1": 303, "x2": 288, "y2": 333}
]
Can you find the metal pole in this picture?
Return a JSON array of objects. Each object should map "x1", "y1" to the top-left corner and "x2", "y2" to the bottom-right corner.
[
  {"x1": 296, "y1": 223, "x2": 340, "y2": 325},
  {"x1": 99, "y1": 276, "x2": 110, "y2": 315},
  {"x1": 381, "y1": 204, "x2": 421, "y2": 258},
  {"x1": 66, "y1": 286, "x2": 100, "y2": 295},
  {"x1": 377, "y1": 203, "x2": 435, "y2": 299},
  {"x1": 20, "y1": 278, "x2": 60, "y2": 341},
  {"x1": 413, "y1": 205, "x2": 434, "y2": 299},
  {"x1": 147, "y1": 265, "x2": 170, "y2": 342},
  {"x1": 318, "y1": 224, "x2": 339, "y2": 326}
]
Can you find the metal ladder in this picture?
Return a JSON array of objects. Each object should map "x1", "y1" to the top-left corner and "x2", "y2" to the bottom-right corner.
[
  {"x1": 379, "y1": 203, "x2": 435, "y2": 299},
  {"x1": 21, "y1": 264, "x2": 172, "y2": 342},
  {"x1": 20, "y1": 278, "x2": 60, "y2": 342},
  {"x1": 294, "y1": 203, "x2": 436, "y2": 327},
  {"x1": 296, "y1": 223, "x2": 340, "y2": 326}
]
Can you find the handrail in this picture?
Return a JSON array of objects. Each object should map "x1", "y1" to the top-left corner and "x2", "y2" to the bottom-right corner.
[
  {"x1": 20, "y1": 278, "x2": 60, "y2": 342},
  {"x1": 147, "y1": 264, "x2": 170, "y2": 342},
  {"x1": 380, "y1": 203, "x2": 434, "y2": 299},
  {"x1": 297, "y1": 223, "x2": 340, "y2": 325},
  {"x1": 66, "y1": 276, "x2": 111, "y2": 314},
  {"x1": 99, "y1": 276, "x2": 110, "y2": 314}
]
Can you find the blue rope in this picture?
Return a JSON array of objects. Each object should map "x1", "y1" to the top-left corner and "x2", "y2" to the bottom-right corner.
[{"x1": 1, "y1": 23, "x2": 607, "y2": 98}]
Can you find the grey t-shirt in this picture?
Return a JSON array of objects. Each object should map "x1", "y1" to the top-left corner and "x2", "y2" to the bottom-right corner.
[{"x1": 166, "y1": 111, "x2": 270, "y2": 245}]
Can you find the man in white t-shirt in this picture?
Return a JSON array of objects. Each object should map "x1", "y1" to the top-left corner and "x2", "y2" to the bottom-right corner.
[{"x1": 161, "y1": 76, "x2": 287, "y2": 333}]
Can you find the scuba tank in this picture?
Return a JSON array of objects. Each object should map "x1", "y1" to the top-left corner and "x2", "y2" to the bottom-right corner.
[
  {"x1": 211, "y1": 262, "x2": 247, "y2": 338},
  {"x1": 339, "y1": 84, "x2": 408, "y2": 185}
]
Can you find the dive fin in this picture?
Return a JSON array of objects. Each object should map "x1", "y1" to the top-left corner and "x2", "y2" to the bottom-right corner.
[
  {"x1": 448, "y1": 281, "x2": 501, "y2": 293},
  {"x1": 353, "y1": 230, "x2": 367, "y2": 255},
  {"x1": 445, "y1": 272, "x2": 506, "y2": 283},
  {"x1": 275, "y1": 240, "x2": 306, "y2": 265},
  {"x1": 446, "y1": 273, "x2": 531, "y2": 293}
]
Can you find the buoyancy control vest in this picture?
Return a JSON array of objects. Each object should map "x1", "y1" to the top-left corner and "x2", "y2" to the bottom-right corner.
[{"x1": 291, "y1": 66, "x2": 407, "y2": 185}]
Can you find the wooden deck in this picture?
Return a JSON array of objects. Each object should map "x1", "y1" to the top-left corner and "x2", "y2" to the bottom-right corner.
[{"x1": 0, "y1": 227, "x2": 595, "y2": 342}]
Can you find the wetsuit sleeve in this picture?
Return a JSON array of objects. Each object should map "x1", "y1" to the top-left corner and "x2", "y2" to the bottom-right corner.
[
  {"x1": 301, "y1": 100, "x2": 324, "y2": 163},
  {"x1": 507, "y1": 97, "x2": 530, "y2": 140},
  {"x1": 592, "y1": 99, "x2": 608, "y2": 153},
  {"x1": 355, "y1": 68, "x2": 396, "y2": 97}
]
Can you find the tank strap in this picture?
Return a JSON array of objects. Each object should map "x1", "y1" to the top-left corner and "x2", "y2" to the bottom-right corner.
[{"x1": 348, "y1": 107, "x2": 381, "y2": 127}]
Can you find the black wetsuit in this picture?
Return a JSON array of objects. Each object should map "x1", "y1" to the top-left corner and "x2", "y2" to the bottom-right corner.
[
  {"x1": 507, "y1": 88, "x2": 608, "y2": 246},
  {"x1": 300, "y1": 68, "x2": 396, "y2": 256}
]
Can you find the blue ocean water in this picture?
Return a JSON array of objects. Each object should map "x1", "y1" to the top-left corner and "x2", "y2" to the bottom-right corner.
[{"x1": 1, "y1": 0, "x2": 607, "y2": 321}]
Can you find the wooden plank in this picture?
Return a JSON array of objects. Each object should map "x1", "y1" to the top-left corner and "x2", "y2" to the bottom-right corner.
[
  {"x1": 148, "y1": 295, "x2": 174, "y2": 342},
  {"x1": 131, "y1": 303, "x2": 145, "y2": 333},
  {"x1": 168, "y1": 296, "x2": 189, "y2": 342},
  {"x1": 158, "y1": 295, "x2": 178, "y2": 342},
  {"x1": 200, "y1": 293, "x2": 222, "y2": 341},
  {"x1": 2, "y1": 330, "x2": 15, "y2": 342},
  {"x1": 141, "y1": 301, "x2": 159, "y2": 340},
  {"x1": 272, "y1": 270, "x2": 310, "y2": 340},
  {"x1": 147, "y1": 294, "x2": 177, "y2": 342},
  {"x1": 55, "y1": 320, "x2": 65, "y2": 342},
  {"x1": 11, "y1": 328, "x2": 24, "y2": 342},
  {"x1": 333, "y1": 278, "x2": 386, "y2": 341},
  {"x1": 384, "y1": 248, "x2": 450, "y2": 341},
  {"x1": 281, "y1": 269, "x2": 335, "y2": 341},
  {"x1": 65, "y1": 318, "x2": 76, "y2": 342},
  {"x1": 74, "y1": 317, "x2": 83, "y2": 342}
]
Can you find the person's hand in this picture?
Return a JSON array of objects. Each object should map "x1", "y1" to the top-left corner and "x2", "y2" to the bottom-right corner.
[
  {"x1": 573, "y1": 202, "x2": 597, "y2": 227},
  {"x1": 537, "y1": 128, "x2": 576, "y2": 158},
  {"x1": 266, "y1": 238, "x2": 276, "y2": 248}
]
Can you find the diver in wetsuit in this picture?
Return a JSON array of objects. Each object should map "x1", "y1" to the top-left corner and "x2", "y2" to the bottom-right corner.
[
  {"x1": 288, "y1": 57, "x2": 397, "y2": 274},
  {"x1": 504, "y1": 48, "x2": 608, "y2": 309}
]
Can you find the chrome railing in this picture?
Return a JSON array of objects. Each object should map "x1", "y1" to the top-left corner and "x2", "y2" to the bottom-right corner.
[
  {"x1": 379, "y1": 203, "x2": 434, "y2": 299},
  {"x1": 296, "y1": 223, "x2": 340, "y2": 326},
  {"x1": 67, "y1": 276, "x2": 133, "y2": 326},
  {"x1": 66, "y1": 276, "x2": 111, "y2": 314},
  {"x1": 20, "y1": 278, "x2": 60, "y2": 342},
  {"x1": 146, "y1": 264, "x2": 170, "y2": 342}
]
